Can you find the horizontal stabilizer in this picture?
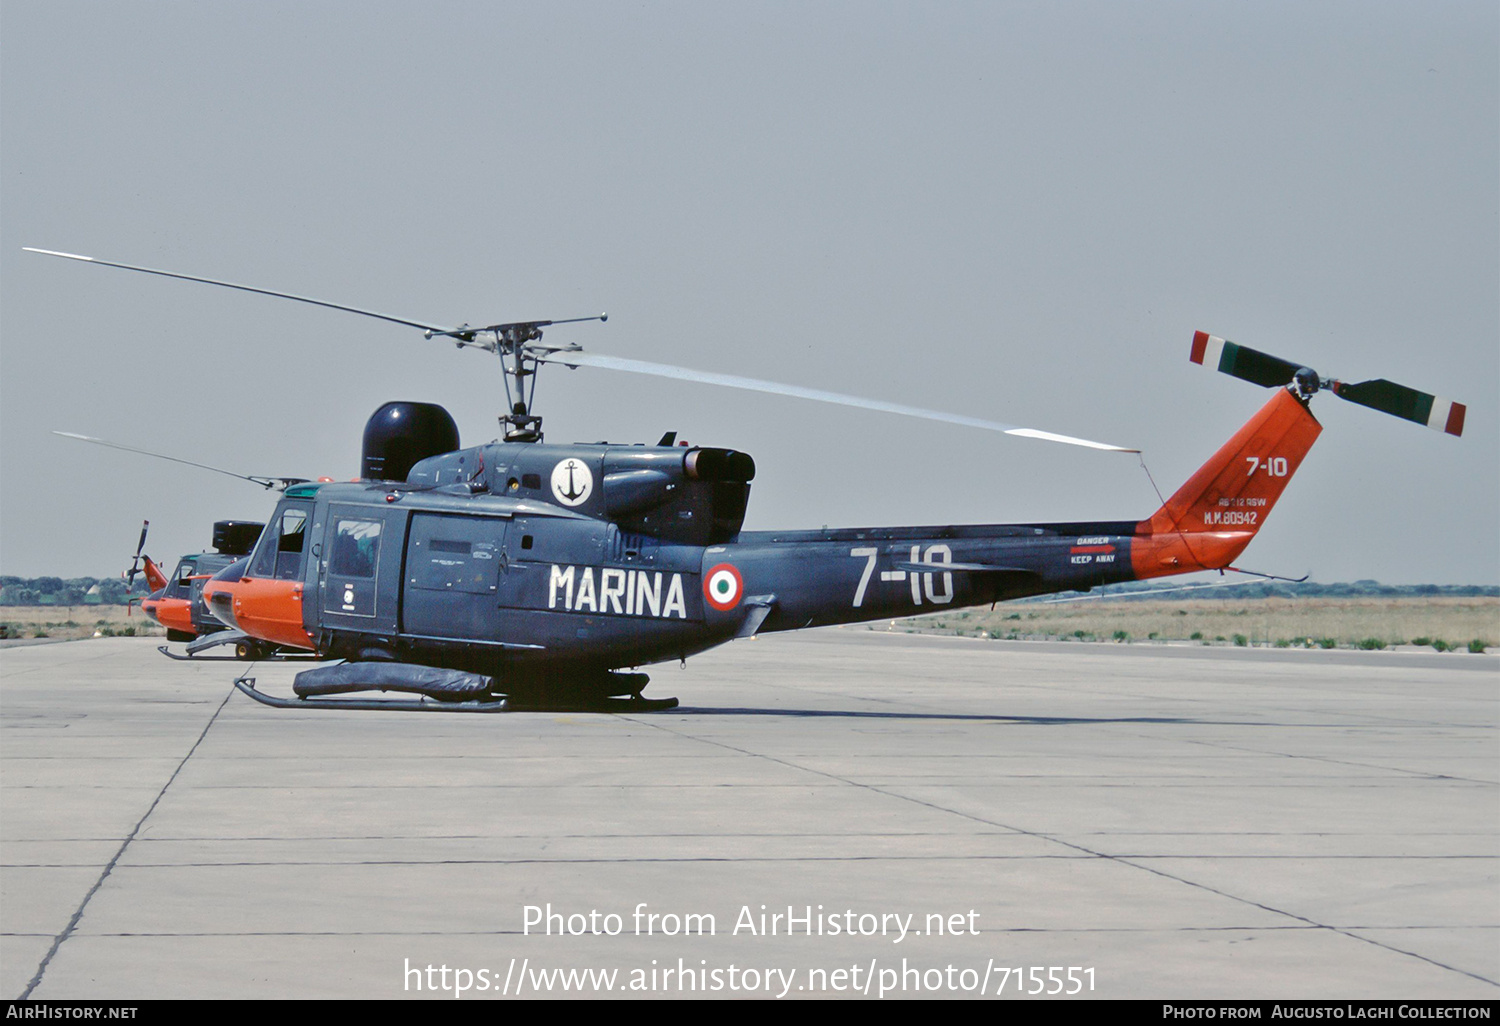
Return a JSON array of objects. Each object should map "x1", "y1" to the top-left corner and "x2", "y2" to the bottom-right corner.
[{"x1": 894, "y1": 561, "x2": 1036, "y2": 575}]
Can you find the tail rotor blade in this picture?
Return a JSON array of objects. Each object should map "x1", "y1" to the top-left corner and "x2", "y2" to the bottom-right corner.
[
  {"x1": 1191, "y1": 331, "x2": 1466, "y2": 438},
  {"x1": 1190, "y1": 332, "x2": 1303, "y2": 388},
  {"x1": 1332, "y1": 379, "x2": 1466, "y2": 437},
  {"x1": 127, "y1": 520, "x2": 149, "y2": 587}
]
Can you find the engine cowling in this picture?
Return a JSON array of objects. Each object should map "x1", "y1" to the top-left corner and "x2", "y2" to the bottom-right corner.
[{"x1": 601, "y1": 447, "x2": 755, "y2": 544}]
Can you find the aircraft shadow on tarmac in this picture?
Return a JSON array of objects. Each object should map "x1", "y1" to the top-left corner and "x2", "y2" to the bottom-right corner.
[{"x1": 663, "y1": 707, "x2": 1272, "y2": 725}]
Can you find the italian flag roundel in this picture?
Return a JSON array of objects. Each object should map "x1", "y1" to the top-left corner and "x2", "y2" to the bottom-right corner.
[{"x1": 704, "y1": 563, "x2": 743, "y2": 611}]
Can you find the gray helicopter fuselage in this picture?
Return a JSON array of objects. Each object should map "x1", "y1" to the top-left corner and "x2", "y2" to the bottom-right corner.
[{"x1": 238, "y1": 439, "x2": 1136, "y2": 685}]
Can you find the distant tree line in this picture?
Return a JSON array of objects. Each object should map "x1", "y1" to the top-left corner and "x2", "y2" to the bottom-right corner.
[
  {"x1": 1027, "y1": 579, "x2": 1498, "y2": 603},
  {"x1": 0, "y1": 576, "x2": 149, "y2": 606}
]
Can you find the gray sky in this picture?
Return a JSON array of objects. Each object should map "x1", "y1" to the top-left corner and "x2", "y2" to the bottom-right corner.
[{"x1": 2, "y1": 0, "x2": 1495, "y2": 585}]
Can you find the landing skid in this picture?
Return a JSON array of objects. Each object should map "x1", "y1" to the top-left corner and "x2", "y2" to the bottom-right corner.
[
  {"x1": 159, "y1": 644, "x2": 322, "y2": 662},
  {"x1": 235, "y1": 677, "x2": 510, "y2": 713},
  {"x1": 232, "y1": 676, "x2": 679, "y2": 713}
]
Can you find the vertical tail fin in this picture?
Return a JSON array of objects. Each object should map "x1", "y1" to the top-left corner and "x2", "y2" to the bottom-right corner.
[
  {"x1": 142, "y1": 556, "x2": 169, "y2": 595},
  {"x1": 1132, "y1": 388, "x2": 1321, "y2": 579}
]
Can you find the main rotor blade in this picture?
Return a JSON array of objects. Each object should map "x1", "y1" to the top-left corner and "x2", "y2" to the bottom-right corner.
[
  {"x1": 535, "y1": 350, "x2": 1138, "y2": 452},
  {"x1": 54, "y1": 431, "x2": 304, "y2": 489},
  {"x1": 1332, "y1": 379, "x2": 1466, "y2": 436},
  {"x1": 24, "y1": 248, "x2": 460, "y2": 335}
]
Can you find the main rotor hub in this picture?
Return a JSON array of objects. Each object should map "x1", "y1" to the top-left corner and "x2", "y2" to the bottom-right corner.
[{"x1": 428, "y1": 319, "x2": 605, "y2": 443}]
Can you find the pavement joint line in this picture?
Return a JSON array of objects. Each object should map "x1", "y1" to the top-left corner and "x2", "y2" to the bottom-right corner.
[
  {"x1": 8, "y1": 779, "x2": 1493, "y2": 790},
  {"x1": 6, "y1": 854, "x2": 1494, "y2": 869},
  {"x1": 2, "y1": 830, "x2": 1025, "y2": 842},
  {"x1": 18, "y1": 682, "x2": 238, "y2": 1000},
  {"x1": 625, "y1": 712, "x2": 1500, "y2": 991},
  {"x1": 1080, "y1": 733, "x2": 1500, "y2": 789},
  {"x1": 5, "y1": 829, "x2": 1492, "y2": 841},
  {"x1": 1157, "y1": 731, "x2": 1500, "y2": 787}
]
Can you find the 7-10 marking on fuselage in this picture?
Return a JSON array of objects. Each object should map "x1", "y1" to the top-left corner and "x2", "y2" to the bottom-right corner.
[{"x1": 850, "y1": 546, "x2": 953, "y2": 608}]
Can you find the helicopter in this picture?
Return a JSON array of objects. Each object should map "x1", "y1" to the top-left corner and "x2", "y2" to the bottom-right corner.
[
  {"x1": 130, "y1": 518, "x2": 277, "y2": 658},
  {"x1": 122, "y1": 517, "x2": 244, "y2": 642},
  {"x1": 64, "y1": 432, "x2": 310, "y2": 659},
  {"x1": 26, "y1": 248, "x2": 1466, "y2": 712}
]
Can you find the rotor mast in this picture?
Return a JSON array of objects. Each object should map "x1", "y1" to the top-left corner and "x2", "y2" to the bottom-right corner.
[
  {"x1": 422, "y1": 316, "x2": 606, "y2": 442},
  {"x1": 499, "y1": 325, "x2": 542, "y2": 442}
]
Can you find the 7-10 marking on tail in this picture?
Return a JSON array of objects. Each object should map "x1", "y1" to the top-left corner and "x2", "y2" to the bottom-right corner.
[{"x1": 1245, "y1": 456, "x2": 1289, "y2": 477}]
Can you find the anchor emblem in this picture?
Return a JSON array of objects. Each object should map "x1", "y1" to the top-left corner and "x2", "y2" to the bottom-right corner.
[{"x1": 550, "y1": 458, "x2": 594, "y2": 507}]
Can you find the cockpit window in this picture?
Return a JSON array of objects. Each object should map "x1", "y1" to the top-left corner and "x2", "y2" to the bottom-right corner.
[
  {"x1": 167, "y1": 560, "x2": 195, "y2": 597},
  {"x1": 248, "y1": 504, "x2": 310, "y2": 580}
]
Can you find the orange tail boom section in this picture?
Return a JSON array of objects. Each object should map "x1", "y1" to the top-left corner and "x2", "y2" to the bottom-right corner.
[{"x1": 1132, "y1": 388, "x2": 1321, "y2": 579}]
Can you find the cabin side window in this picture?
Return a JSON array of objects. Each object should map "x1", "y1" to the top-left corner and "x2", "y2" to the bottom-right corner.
[{"x1": 330, "y1": 518, "x2": 382, "y2": 579}]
